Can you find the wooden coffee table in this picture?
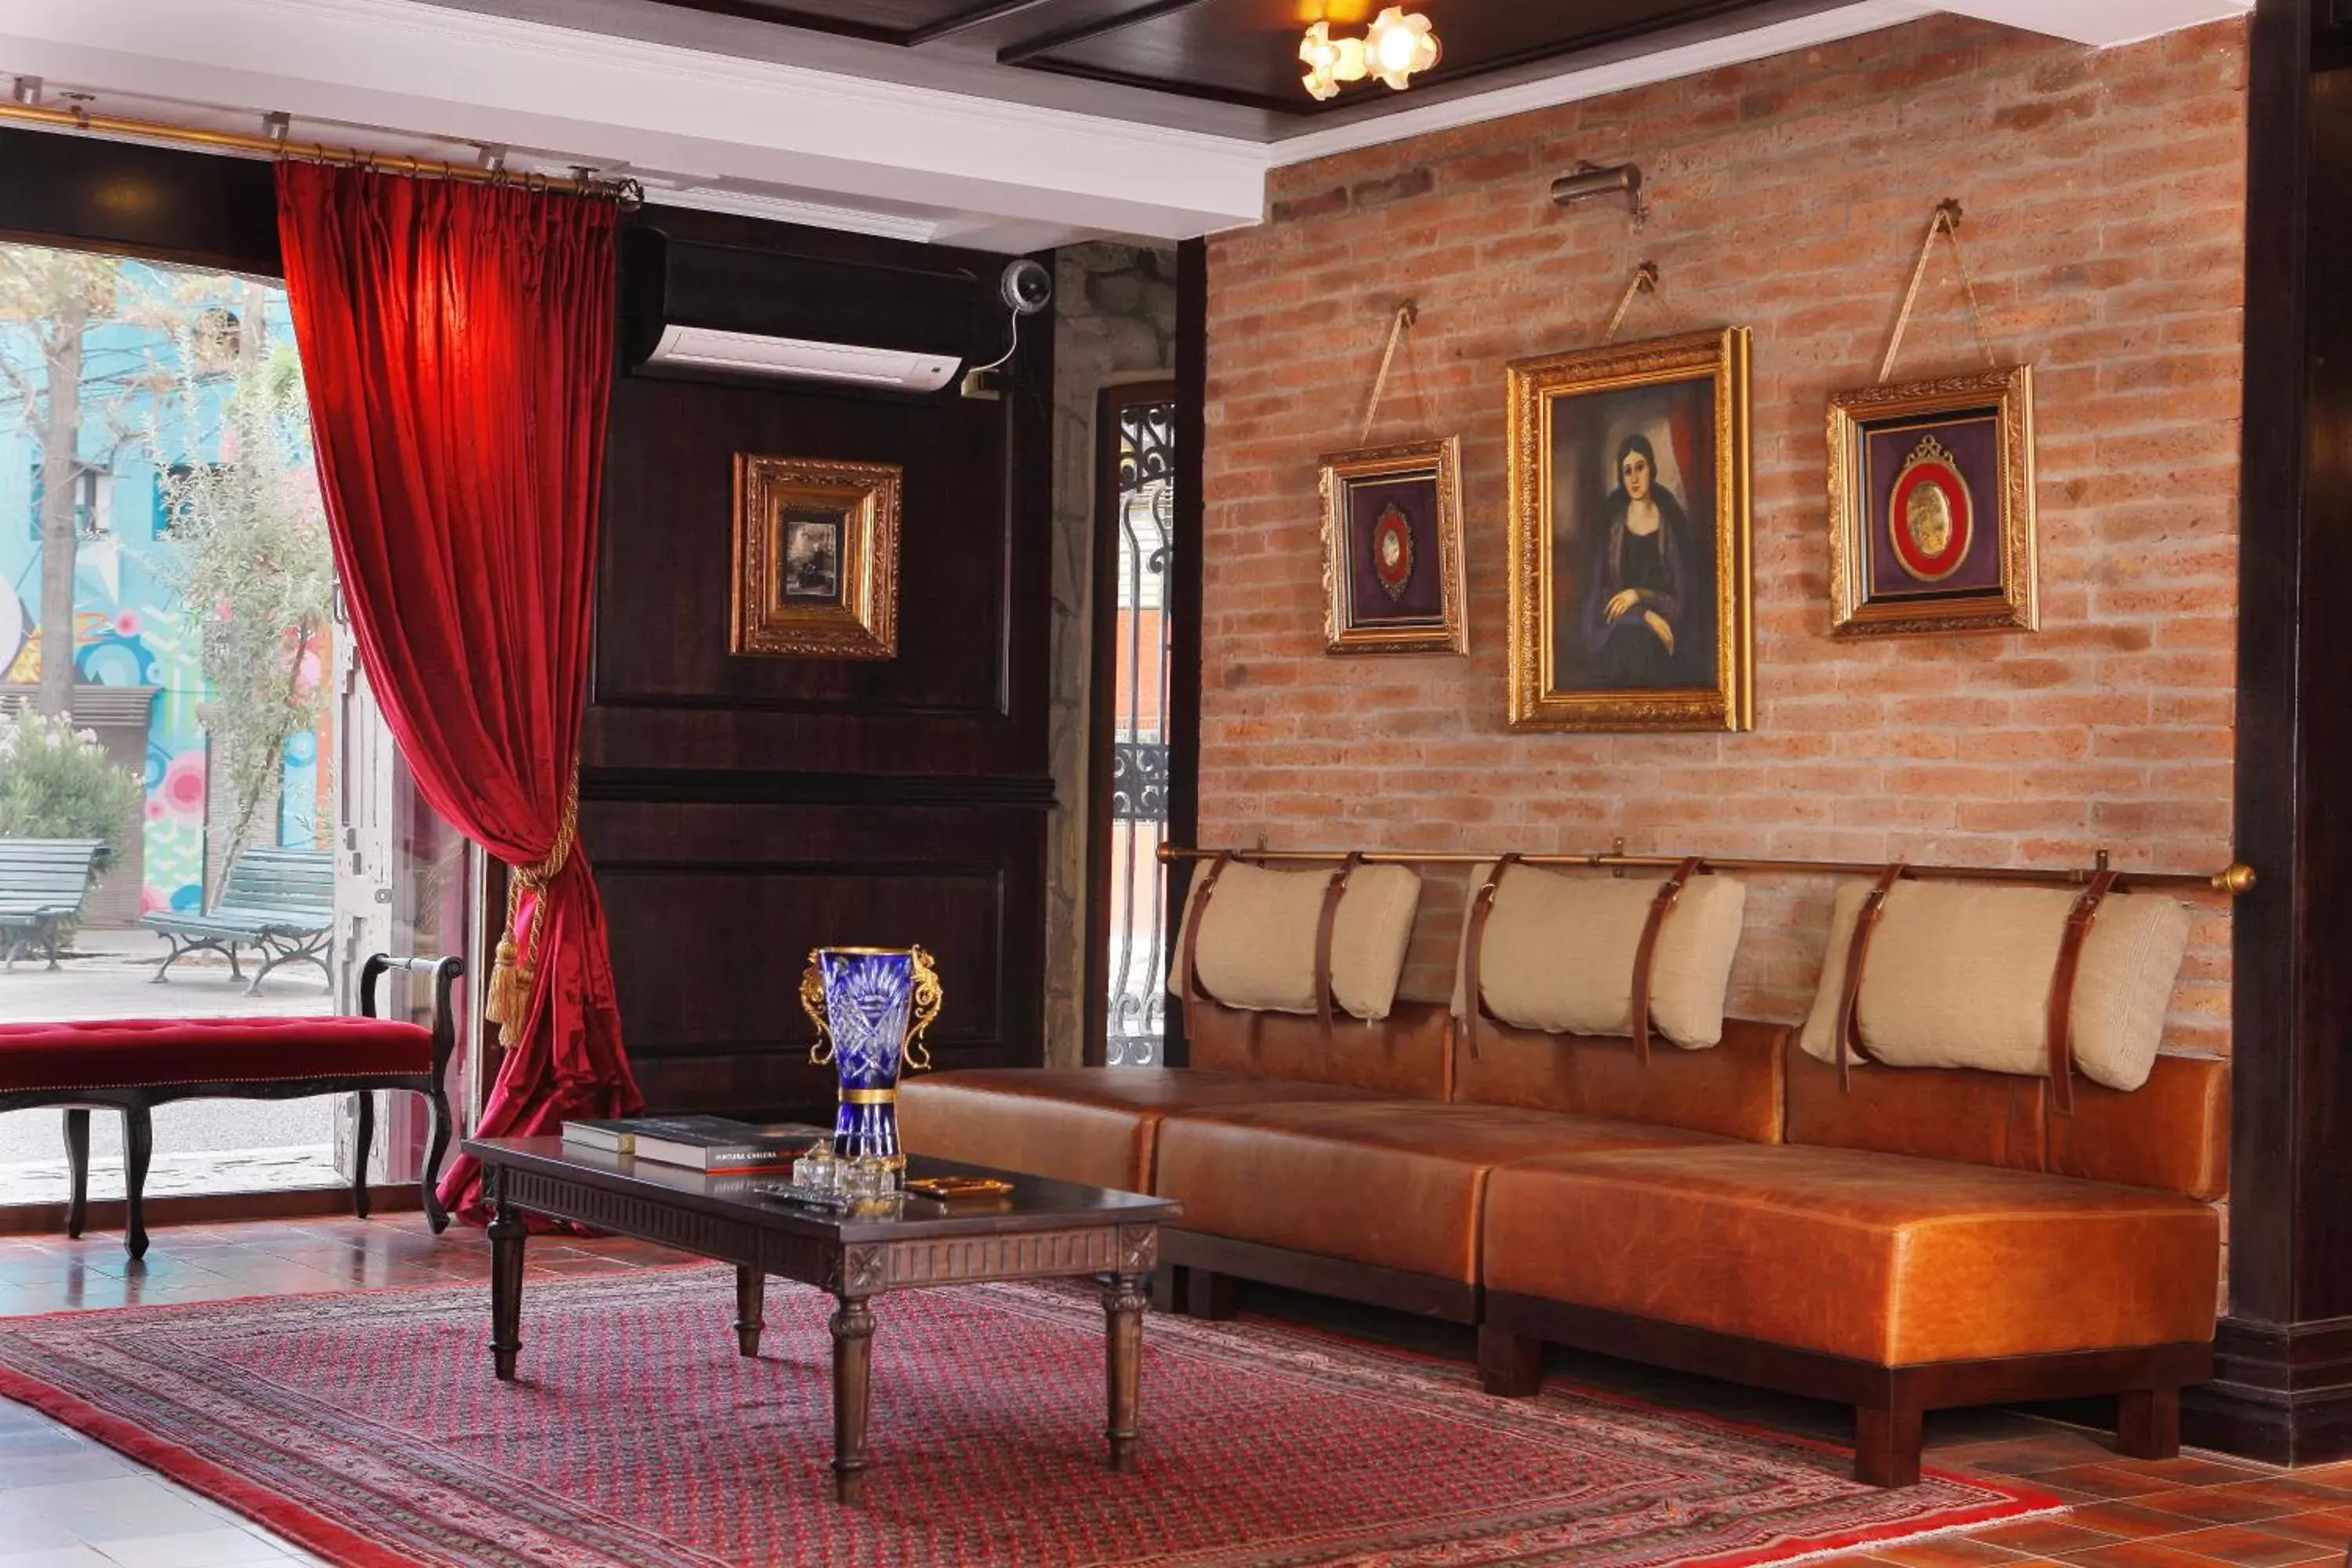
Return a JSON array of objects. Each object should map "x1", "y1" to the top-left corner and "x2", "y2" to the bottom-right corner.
[{"x1": 462, "y1": 1136, "x2": 1179, "y2": 1502}]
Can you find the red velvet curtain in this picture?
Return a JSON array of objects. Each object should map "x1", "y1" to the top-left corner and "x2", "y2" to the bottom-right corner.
[{"x1": 276, "y1": 164, "x2": 641, "y2": 1221}]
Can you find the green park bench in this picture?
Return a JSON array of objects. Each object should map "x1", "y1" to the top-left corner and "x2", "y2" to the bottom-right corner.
[
  {"x1": 0, "y1": 837, "x2": 114, "y2": 970},
  {"x1": 143, "y1": 844, "x2": 336, "y2": 993}
]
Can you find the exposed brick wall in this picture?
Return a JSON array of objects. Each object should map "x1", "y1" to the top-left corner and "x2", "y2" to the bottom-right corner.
[{"x1": 1200, "y1": 16, "x2": 2246, "y2": 1053}]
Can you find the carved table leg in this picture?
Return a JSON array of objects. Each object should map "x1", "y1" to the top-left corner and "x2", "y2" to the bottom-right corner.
[
  {"x1": 735, "y1": 1266, "x2": 765, "y2": 1357},
  {"x1": 1102, "y1": 1272, "x2": 1149, "y2": 1472},
  {"x1": 829, "y1": 1295, "x2": 875, "y2": 1504},
  {"x1": 488, "y1": 1195, "x2": 526, "y2": 1381}
]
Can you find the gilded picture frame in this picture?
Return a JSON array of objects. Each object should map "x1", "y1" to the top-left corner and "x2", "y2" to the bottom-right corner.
[
  {"x1": 731, "y1": 453, "x2": 902, "y2": 660},
  {"x1": 1318, "y1": 437, "x2": 1467, "y2": 655},
  {"x1": 1504, "y1": 327, "x2": 1754, "y2": 732},
  {"x1": 1826, "y1": 364, "x2": 2038, "y2": 637}
]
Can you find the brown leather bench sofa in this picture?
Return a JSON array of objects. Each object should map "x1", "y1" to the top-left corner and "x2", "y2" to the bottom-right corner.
[{"x1": 901, "y1": 997, "x2": 2225, "y2": 1487}]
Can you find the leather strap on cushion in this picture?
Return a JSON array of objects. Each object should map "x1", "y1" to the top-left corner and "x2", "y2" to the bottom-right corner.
[
  {"x1": 1313, "y1": 852, "x2": 1365, "y2": 1047},
  {"x1": 1628, "y1": 856, "x2": 1703, "y2": 1065},
  {"x1": 1835, "y1": 864, "x2": 1908, "y2": 1092},
  {"x1": 1179, "y1": 852, "x2": 1236, "y2": 1019},
  {"x1": 2044, "y1": 868, "x2": 2120, "y2": 1118},
  {"x1": 1461, "y1": 853, "x2": 1523, "y2": 1061}
]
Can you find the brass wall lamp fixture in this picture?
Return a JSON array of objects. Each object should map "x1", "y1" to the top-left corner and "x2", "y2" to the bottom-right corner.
[{"x1": 1552, "y1": 162, "x2": 1648, "y2": 227}]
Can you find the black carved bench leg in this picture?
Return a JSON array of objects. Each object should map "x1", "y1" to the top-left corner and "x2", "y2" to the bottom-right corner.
[
  {"x1": 62, "y1": 1109, "x2": 89, "y2": 1238},
  {"x1": 122, "y1": 1104, "x2": 152, "y2": 1261},
  {"x1": 421, "y1": 1076, "x2": 452, "y2": 1234},
  {"x1": 352, "y1": 1091, "x2": 375, "y2": 1220}
]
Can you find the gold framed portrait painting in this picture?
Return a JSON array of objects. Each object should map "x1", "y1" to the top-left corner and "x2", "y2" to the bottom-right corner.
[
  {"x1": 1318, "y1": 437, "x2": 1466, "y2": 655},
  {"x1": 1504, "y1": 327, "x2": 1754, "y2": 732},
  {"x1": 731, "y1": 454, "x2": 902, "y2": 660},
  {"x1": 1826, "y1": 365, "x2": 2038, "y2": 637}
]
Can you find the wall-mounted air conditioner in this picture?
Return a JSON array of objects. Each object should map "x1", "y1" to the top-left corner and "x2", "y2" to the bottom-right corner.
[
  {"x1": 642, "y1": 325, "x2": 963, "y2": 393},
  {"x1": 622, "y1": 228, "x2": 993, "y2": 395}
]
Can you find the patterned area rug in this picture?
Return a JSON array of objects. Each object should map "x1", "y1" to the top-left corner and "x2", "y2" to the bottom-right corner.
[{"x1": 0, "y1": 1268, "x2": 2058, "y2": 1567}]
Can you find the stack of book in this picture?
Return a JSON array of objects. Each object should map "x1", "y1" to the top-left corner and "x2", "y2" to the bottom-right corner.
[{"x1": 561, "y1": 1116, "x2": 825, "y2": 1174}]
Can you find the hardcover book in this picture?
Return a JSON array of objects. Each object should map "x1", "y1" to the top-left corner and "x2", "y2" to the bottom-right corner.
[{"x1": 561, "y1": 1116, "x2": 825, "y2": 1172}]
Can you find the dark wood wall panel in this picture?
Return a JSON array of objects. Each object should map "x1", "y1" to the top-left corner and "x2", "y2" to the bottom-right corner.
[
  {"x1": 584, "y1": 205, "x2": 1052, "y2": 782},
  {"x1": 583, "y1": 204, "x2": 1057, "y2": 1112},
  {"x1": 588, "y1": 799, "x2": 1043, "y2": 1116}
]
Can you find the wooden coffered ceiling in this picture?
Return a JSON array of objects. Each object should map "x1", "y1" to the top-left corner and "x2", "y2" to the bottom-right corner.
[{"x1": 621, "y1": 0, "x2": 1851, "y2": 114}]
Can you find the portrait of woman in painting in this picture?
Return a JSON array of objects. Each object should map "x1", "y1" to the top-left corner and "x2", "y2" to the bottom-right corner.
[
  {"x1": 1581, "y1": 433, "x2": 1693, "y2": 688},
  {"x1": 1506, "y1": 327, "x2": 1751, "y2": 733}
]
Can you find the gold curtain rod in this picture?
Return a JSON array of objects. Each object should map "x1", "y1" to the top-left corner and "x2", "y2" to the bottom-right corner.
[
  {"x1": 1156, "y1": 844, "x2": 2255, "y2": 900},
  {"x1": 0, "y1": 100, "x2": 641, "y2": 204}
]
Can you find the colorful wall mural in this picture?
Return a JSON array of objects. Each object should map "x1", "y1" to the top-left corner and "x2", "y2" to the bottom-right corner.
[{"x1": 0, "y1": 253, "x2": 332, "y2": 919}]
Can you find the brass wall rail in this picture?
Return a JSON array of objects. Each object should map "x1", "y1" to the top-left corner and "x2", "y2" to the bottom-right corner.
[
  {"x1": 1156, "y1": 844, "x2": 2255, "y2": 899},
  {"x1": 0, "y1": 100, "x2": 636, "y2": 202}
]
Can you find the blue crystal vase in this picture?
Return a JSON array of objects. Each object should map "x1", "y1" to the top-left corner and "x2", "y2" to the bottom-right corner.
[{"x1": 800, "y1": 946, "x2": 943, "y2": 1170}]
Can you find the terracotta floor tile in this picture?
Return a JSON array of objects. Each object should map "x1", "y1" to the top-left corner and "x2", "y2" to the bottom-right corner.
[
  {"x1": 2056, "y1": 1542, "x2": 2259, "y2": 1567},
  {"x1": 2039, "y1": 1465, "x2": 2184, "y2": 1501},
  {"x1": 2140, "y1": 1523, "x2": 2342, "y2": 1566},
  {"x1": 1971, "y1": 1519, "x2": 2132, "y2": 1555},
  {"x1": 2132, "y1": 1485, "x2": 2309, "y2": 1527},
  {"x1": 2227, "y1": 1479, "x2": 2352, "y2": 1510},
  {"x1": 1869, "y1": 1537, "x2": 2034, "y2": 1566},
  {"x1": 2293, "y1": 1463, "x2": 2352, "y2": 1487},
  {"x1": 2117, "y1": 1457, "x2": 2283, "y2": 1488},
  {"x1": 1969, "y1": 1436, "x2": 2128, "y2": 1475},
  {"x1": 2254, "y1": 1511, "x2": 2352, "y2": 1550},
  {"x1": 2067, "y1": 1501, "x2": 2223, "y2": 1540}
]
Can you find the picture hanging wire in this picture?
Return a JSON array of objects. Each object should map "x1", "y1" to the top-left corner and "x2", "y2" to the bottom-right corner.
[
  {"x1": 1878, "y1": 198, "x2": 1998, "y2": 382},
  {"x1": 1599, "y1": 261, "x2": 1661, "y2": 345},
  {"x1": 1356, "y1": 299, "x2": 1419, "y2": 446}
]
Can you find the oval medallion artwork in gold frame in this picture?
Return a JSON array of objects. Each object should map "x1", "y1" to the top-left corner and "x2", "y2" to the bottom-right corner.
[
  {"x1": 1504, "y1": 327, "x2": 1754, "y2": 732},
  {"x1": 1825, "y1": 364, "x2": 2037, "y2": 637},
  {"x1": 1317, "y1": 436, "x2": 1467, "y2": 655},
  {"x1": 731, "y1": 453, "x2": 902, "y2": 660}
]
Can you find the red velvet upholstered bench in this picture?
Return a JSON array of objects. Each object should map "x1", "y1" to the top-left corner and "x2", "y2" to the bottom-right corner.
[{"x1": 0, "y1": 955, "x2": 462, "y2": 1258}]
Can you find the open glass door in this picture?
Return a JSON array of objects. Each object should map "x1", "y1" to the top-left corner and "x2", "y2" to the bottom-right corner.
[{"x1": 0, "y1": 238, "x2": 473, "y2": 1213}]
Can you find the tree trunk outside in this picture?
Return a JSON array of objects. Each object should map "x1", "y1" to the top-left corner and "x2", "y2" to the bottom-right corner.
[{"x1": 36, "y1": 292, "x2": 85, "y2": 717}]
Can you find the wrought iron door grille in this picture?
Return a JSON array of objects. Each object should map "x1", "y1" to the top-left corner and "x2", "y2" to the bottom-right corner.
[{"x1": 1104, "y1": 400, "x2": 1174, "y2": 1066}]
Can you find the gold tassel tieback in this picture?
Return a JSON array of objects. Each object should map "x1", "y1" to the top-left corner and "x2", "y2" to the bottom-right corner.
[{"x1": 486, "y1": 776, "x2": 580, "y2": 1048}]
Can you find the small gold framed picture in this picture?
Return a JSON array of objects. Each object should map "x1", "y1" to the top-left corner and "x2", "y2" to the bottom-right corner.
[
  {"x1": 1826, "y1": 365, "x2": 2038, "y2": 637},
  {"x1": 1317, "y1": 437, "x2": 1466, "y2": 655},
  {"x1": 1504, "y1": 327, "x2": 1754, "y2": 732},
  {"x1": 731, "y1": 454, "x2": 902, "y2": 660}
]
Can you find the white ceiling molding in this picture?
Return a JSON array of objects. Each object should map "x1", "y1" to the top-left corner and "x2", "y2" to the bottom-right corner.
[
  {"x1": 0, "y1": 0, "x2": 1269, "y2": 244},
  {"x1": 0, "y1": 0, "x2": 2253, "y2": 247},
  {"x1": 630, "y1": 182, "x2": 942, "y2": 245},
  {"x1": 1268, "y1": 3, "x2": 1935, "y2": 168},
  {"x1": 1930, "y1": 0, "x2": 2252, "y2": 47}
]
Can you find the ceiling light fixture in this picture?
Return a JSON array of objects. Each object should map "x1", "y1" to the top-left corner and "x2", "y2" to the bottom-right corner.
[{"x1": 1301, "y1": 7, "x2": 1440, "y2": 103}]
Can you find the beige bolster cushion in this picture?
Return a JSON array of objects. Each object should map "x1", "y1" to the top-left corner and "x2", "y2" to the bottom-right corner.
[
  {"x1": 1446, "y1": 863, "x2": 1748, "y2": 1048},
  {"x1": 1798, "y1": 880, "x2": 2191, "y2": 1092},
  {"x1": 1171, "y1": 862, "x2": 1421, "y2": 1022}
]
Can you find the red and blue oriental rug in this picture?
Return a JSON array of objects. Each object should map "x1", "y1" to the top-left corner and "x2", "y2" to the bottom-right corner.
[{"x1": 0, "y1": 1269, "x2": 2058, "y2": 1566}]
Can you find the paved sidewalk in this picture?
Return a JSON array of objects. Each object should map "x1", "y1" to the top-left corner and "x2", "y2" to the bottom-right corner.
[{"x1": 0, "y1": 927, "x2": 340, "y2": 1205}]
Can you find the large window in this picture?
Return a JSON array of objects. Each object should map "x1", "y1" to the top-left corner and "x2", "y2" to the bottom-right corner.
[{"x1": 0, "y1": 241, "x2": 469, "y2": 1210}]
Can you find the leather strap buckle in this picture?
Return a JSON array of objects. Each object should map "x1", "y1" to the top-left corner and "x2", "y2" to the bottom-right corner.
[
  {"x1": 1630, "y1": 855, "x2": 1704, "y2": 1066},
  {"x1": 1314, "y1": 851, "x2": 1366, "y2": 1047},
  {"x1": 1835, "y1": 863, "x2": 1908, "y2": 1093},
  {"x1": 1178, "y1": 851, "x2": 1236, "y2": 1029},
  {"x1": 1461, "y1": 853, "x2": 1523, "y2": 1062},
  {"x1": 2045, "y1": 868, "x2": 2120, "y2": 1119}
]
